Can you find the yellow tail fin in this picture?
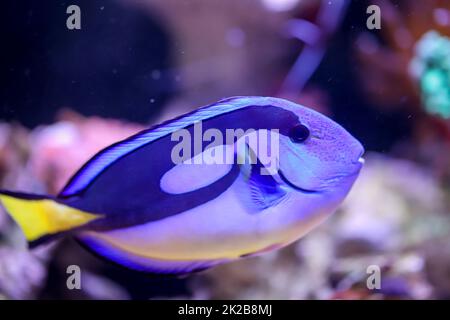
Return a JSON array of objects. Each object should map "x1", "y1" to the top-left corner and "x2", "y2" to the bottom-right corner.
[{"x1": 0, "y1": 193, "x2": 100, "y2": 242}]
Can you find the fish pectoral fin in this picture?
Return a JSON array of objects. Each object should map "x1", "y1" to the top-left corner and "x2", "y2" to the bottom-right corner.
[
  {"x1": 238, "y1": 144, "x2": 287, "y2": 211},
  {"x1": 248, "y1": 178, "x2": 287, "y2": 211}
]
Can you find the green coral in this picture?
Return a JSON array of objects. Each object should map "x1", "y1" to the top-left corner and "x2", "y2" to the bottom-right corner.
[{"x1": 411, "y1": 31, "x2": 450, "y2": 119}]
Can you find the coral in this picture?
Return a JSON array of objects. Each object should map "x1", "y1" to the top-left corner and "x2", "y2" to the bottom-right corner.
[
  {"x1": 191, "y1": 154, "x2": 450, "y2": 299},
  {"x1": 28, "y1": 111, "x2": 144, "y2": 194},
  {"x1": 355, "y1": 0, "x2": 450, "y2": 112},
  {"x1": 410, "y1": 31, "x2": 450, "y2": 119}
]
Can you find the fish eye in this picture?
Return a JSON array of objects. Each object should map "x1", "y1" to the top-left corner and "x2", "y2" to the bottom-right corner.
[{"x1": 289, "y1": 124, "x2": 310, "y2": 143}]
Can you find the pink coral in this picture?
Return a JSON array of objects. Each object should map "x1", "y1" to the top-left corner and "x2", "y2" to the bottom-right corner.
[{"x1": 28, "y1": 111, "x2": 144, "y2": 194}]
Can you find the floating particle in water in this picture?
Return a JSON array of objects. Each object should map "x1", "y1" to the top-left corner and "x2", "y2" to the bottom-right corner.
[{"x1": 151, "y1": 70, "x2": 161, "y2": 80}]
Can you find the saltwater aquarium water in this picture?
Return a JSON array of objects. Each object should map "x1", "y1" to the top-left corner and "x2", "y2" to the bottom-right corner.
[{"x1": 0, "y1": 0, "x2": 449, "y2": 303}]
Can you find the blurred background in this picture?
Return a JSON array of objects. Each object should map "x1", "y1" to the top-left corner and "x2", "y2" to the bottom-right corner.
[{"x1": 0, "y1": 0, "x2": 449, "y2": 299}]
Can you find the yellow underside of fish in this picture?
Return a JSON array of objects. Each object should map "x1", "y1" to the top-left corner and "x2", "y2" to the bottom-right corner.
[
  {"x1": 82, "y1": 230, "x2": 267, "y2": 261},
  {"x1": 81, "y1": 210, "x2": 327, "y2": 262}
]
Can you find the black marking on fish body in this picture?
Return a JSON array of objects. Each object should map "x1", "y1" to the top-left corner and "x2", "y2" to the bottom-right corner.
[
  {"x1": 278, "y1": 169, "x2": 319, "y2": 194},
  {"x1": 0, "y1": 190, "x2": 54, "y2": 201},
  {"x1": 240, "y1": 144, "x2": 287, "y2": 211},
  {"x1": 62, "y1": 104, "x2": 301, "y2": 230}
]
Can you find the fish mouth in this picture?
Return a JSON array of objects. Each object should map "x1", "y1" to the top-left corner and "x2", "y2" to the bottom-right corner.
[
  {"x1": 352, "y1": 149, "x2": 365, "y2": 165},
  {"x1": 278, "y1": 169, "x2": 319, "y2": 194},
  {"x1": 349, "y1": 154, "x2": 365, "y2": 176}
]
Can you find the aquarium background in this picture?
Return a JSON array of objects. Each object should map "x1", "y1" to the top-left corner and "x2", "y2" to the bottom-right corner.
[{"x1": 0, "y1": 0, "x2": 449, "y2": 299}]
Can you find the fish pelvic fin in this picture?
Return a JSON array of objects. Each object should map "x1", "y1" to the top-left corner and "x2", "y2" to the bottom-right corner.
[{"x1": 0, "y1": 191, "x2": 101, "y2": 244}]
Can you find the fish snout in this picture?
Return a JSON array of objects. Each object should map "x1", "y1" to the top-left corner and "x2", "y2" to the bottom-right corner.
[
  {"x1": 352, "y1": 148, "x2": 365, "y2": 165},
  {"x1": 349, "y1": 145, "x2": 365, "y2": 178}
]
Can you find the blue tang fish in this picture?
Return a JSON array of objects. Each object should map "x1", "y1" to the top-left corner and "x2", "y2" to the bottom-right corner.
[{"x1": 0, "y1": 97, "x2": 364, "y2": 275}]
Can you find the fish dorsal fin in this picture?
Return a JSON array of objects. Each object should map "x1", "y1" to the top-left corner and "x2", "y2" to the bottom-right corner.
[
  {"x1": 59, "y1": 97, "x2": 266, "y2": 198},
  {"x1": 239, "y1": 144, "x2": 286, "y2": 211}
]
